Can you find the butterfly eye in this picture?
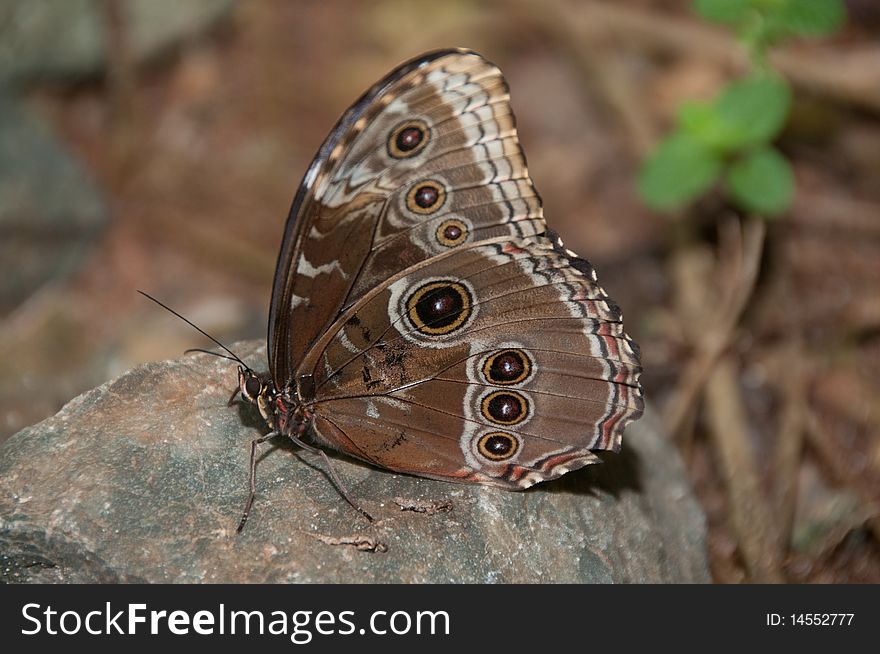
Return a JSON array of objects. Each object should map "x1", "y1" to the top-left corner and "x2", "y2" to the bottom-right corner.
[
  {"x1": 244, "y1": 376, "x2": 262, "y2": 399},
  {"x1": 388, "y1": 119, "x2": 430, "y2": 158},
  {"x1": 477, "y1": 432, "x2": 520, "y2": 461},
  {"x1": 406, "y1": 180, "x2": 446, "y2": 214}
]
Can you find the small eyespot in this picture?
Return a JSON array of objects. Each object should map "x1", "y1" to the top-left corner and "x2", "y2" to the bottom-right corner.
[
  {"x1": 481, "y1": 390, "x2": 529, "y2": 426},
  {"x1": 388, "y1": 119, "x2": 430, "y2": 158},
  {"x1": 477, "y1": 432, "x2": 519, "y2": 461},
  {"x1": 397, "y1": 127, "x2": 423, "y2": 150},
  {"x1": 482, "y1": 349, "x2": 532, "y2": 385},
  {"x1": 436, "y1": 219, "x2": 468, "y2": 247},
  {"x1": 406, "y1": 180, "x2": 446, "y2": 215}
]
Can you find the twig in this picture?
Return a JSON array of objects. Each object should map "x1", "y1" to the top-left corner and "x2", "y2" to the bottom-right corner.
[
  {"x1": 804, "y1": 410, "x2": 880, "y2": 544},
  {"x1": 770, "y1": 339, "x2": 808, "y2": 551},
  {"x1": 306, "y1": 532, "x2": 388, "y2": 553},
  {"x1": 553, "y1": 0, "x2": 880, "y2": 113},
  {"x1": 793, "y1": 192, "x2": 880, "y2": 237},
  {"x1": 811, "y1": 368, "x2": 880, "y2": 434},
  {"x1": 661, "y1": 215, "x2": 778, "y2": 580},
  {"x1": 393, "y1": 497, "x2": 453, "y2": 515},
  {"x1": 705, "y1": 357, "x2": 785, "y2": 582},
  {"x1": 664, "y1": 216, "x2": 766, "y2": 438}
]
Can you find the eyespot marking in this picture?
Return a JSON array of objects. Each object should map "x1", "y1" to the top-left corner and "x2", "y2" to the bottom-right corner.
[
  {"x1": 436, "y1": 219, "x2": 469, "y2": 247},
  {"x1": 481, "y1": 390, "x2": 529, "y2": 426},
  {"x1": 482, "y1": 349, "x2": 532, "y2": 385},
  {"x1": 405, "y1": 280, "x2": 473, "y2": 336},
  {"x1": 477, "y1": 431, "x2": 519, "y2": 461},
  {"x1": 388, "y1": 119, "x2": 430, "y2": 158},
  {"x1": 406, "y1": 179, "x2": 446, "y2": 215}
]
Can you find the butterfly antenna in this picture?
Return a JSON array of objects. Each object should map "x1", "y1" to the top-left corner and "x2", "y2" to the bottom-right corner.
[
  {"x1": 184, "y1": 347, "x2": 242, "y2": 363},
  {"x1": 137, "y1": 290, "x2": 248, "y2": 368}
]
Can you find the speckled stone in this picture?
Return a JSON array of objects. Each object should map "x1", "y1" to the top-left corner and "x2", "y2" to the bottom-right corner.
[
  {"x1": 0, "y1": 91, "x2": 106, "y2": 314},
  {"x1": 0, "y1": 341, "x2": 710, "y2": 583},
  {"x1": 0, "y1": 0, "x2": 236, "y2": 82}
]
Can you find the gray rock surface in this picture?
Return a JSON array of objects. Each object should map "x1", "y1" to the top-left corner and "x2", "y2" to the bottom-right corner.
[
  {"x1": 0, "y1": 0, "x2": 236, "y2": 82},
  {"x1": 0, "y1": 341, "x2": 710, "y2": 583},
  {"x1": 0, "y1": 91, "x2": 106, "y2": 314}
]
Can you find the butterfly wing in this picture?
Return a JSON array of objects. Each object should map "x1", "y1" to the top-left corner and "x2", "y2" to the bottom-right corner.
[
  {"x1": 297, "y1": 232, "x2": 642, "y2": 488},
  {"x1": 269, "y1": 49, "x2": 542, "y2": 385},
  {"x1": 273, "y1": 48, "x2": 643, "y2": 486}
]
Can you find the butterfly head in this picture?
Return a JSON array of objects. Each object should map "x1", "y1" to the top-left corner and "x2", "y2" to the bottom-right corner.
[{"x1": 237, "y1": 365, "x2": 278, "y2": 430}]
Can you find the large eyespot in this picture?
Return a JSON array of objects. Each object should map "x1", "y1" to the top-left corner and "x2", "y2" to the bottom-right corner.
[
  {"x1": 435, "y1": 219, "x2": 468, "y2": 247},
  {"x1": 481, "y1": 390, "x2": 529, "y2": 426},
  {"x1": 477, "y1": 431, "x2": 520, "y2": 461},
  {"x1": 406, "y1": 280, "x2": 473, "y2": 336},
  {"x1": 482, "y1": 349, "x2": 532, "y2": 385},
  {"x1": 388, "y1": 119, "x2": 430, "y2": 158},
  {"x1": 406, "y1": 180, "x2": 446, "y2": 215}
]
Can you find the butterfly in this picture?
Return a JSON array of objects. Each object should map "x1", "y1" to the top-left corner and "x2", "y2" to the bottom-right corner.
[{"x1": 234, "y1": 48, "x2": 644, "y2": 529}]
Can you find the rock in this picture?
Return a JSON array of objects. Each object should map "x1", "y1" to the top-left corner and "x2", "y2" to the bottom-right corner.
[
  {"x1": 0, "y1": 91, "x2": 106, "y2": 314},
  {"x1": 0, "y1": 341, "x2": 710, "y2": 583},
  {"x1": 0, "y1": 0, "x2": 236, "y2": 82}
]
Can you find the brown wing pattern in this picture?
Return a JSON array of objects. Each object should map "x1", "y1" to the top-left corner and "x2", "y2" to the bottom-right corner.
[
  {"x1": 268, "y1": 49, "x2": 543, "y2": 385},
  {"x1": 269, "y1": 48, "x2": 643, "y2": 487},
  {"x1": 299, "y1": 236, "x2": 643, "y2": 488}
]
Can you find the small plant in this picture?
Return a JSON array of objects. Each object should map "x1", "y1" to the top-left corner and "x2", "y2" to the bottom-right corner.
[{"x1": 638, "y1": 0, "x2": 846, "y2": 216}]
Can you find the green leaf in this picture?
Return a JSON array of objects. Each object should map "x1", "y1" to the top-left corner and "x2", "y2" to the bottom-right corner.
[
  {"x1": 679, "y1": 100, "x2": 744, "y2": 152},
  {"x1": 738, "y1": 10, "x2": 789, "y2": 50},
  {"x1": 714, "y1": 74, "x2": 791, "y2": 147},
  {"x1": 726, "y1": 146, "x2": 794, "y2": 215},
  {"x1": 771, "y1": 0, "x2": 846, "y2": 37},
  {"x1": 678, "y1": 101, "x2": 719, "y2": 136},
  {"x1": 677, "y1": 75, "x2": 791, "y2": 152},
  {"x1": 638, "y1": 133, "x2": 724, "y2": 211},
  {"x1": 694, "y1": 0, "x2": 752, "y2": 23}
]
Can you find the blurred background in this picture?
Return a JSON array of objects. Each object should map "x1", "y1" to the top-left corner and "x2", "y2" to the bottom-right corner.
[{"x1": 0, "y1": 0, "x2": 877, "y2": 582}]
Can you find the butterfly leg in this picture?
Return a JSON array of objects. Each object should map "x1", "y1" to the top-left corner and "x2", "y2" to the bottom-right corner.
[
  {"x1": 236, "y1": 431, "x2": 279, "y2": 533},
  {"x1": 227, "y1": 385, "x2": 241, "y2": 406},
  {"x1": 287, "y1": 432, "x2": 374, "y2": 523}
]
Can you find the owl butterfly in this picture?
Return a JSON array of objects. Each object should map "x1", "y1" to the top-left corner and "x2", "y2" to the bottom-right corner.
[{"x1": 236, "y1": 48, "x2": 643, "y2": 528}]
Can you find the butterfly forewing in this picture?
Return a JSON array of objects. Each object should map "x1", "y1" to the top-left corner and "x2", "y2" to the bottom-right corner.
[{"x1": 268, "y1": 50, "x2": 544, "y2": 383}]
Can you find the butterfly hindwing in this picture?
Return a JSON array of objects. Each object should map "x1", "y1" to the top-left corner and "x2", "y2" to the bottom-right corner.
[{"x1": 299, "y1": 237, "x2": 642, "y2": 487}]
